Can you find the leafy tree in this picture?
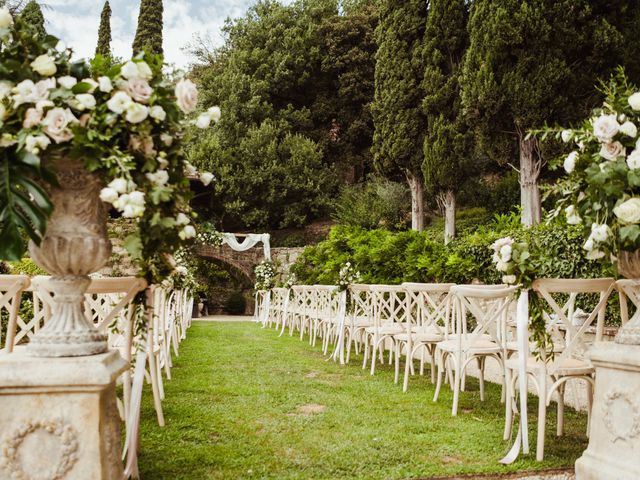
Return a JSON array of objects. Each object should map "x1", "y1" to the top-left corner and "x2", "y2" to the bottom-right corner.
[
  {"x1": 421, "y1": 0, "x2": 470, "y2": 243},
  {"x1": 461, "y1": 0, "x2": 639, "y2": 226},
  {"x1": 96, "y1": 1, "x2": 112, "y2": 57},
  {"x1": 20, "y1": 0, "x2": 45, "y2": 37},
  {"x1": 133, "y1": 0, "x2": 163, "y2": 56},
  {"x1": 372, "y1": 0, "x2": 428, "y2": 231}
]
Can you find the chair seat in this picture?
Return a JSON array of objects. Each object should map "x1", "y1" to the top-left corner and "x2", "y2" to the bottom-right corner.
[
  {"x1": 365, "y1": 323, "x2": 404, "y2": 335},
  {"x1": 505, "y1": 341, "x2": 564, "y2": 354},
  {"x1": 394, "y1": 331, "x2": 443, "y2": 343},
  {"x1": 350, "y1": 316, "x2": 373, "y2": 328},
  {"x1": 506, "y1": 355, "x2": 593, "y2": 376},
  {"x1": 437, "y1": 338, "x2": 501, "y2": 354}
]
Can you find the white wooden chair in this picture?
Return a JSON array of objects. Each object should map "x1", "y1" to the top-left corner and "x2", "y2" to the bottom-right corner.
[
  {"x1": 269, "y1": 288, "x2": 288, "y2": 330},
  {"x1": 0, "y1": 275, "x2": 31, "y2": 353},
  {"x1": 434, "y1": 284, "x2": 518, "y2": 416},
  {"x1": 504, "y1": 278, "x2": 614, "y2": 461},
  {"x1": 394, "y1": 283, "x2": 454, "y2": 391},
  {"x1": 345, "y1": 284, "x2": 374, "y2": 364},
  {"x1": 313, "y1": 285, "x2": 340, "y2": 355}
]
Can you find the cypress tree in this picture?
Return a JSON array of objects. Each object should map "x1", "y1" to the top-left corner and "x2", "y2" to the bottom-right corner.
[
  {"x1": 96, "y1": 1, "x2": 112, "y2": 57},
  {"x1": 133, "y1": 0, "x2": 164, "y2": 56},
  {"x1": 421, "y1": 0, "x2": 469, "y2": 243},
  {"x1": 372, "y1": 0, "x2": 428, "y2": 231},
  {"x1": 20, "y1": 1, "x2": 46, "y2": 37}
]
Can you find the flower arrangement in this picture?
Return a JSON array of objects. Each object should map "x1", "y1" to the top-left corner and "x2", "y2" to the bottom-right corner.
[
  {"x1": 254, "y1": 261, "x2": 276, "y2": 291},
  {"x1": 540, "y1": 69, "x2": 640, "y2": 264},
  {"x1": 0, "y1": 9, "x2": 217, "y2": 284},
  {"x1": 283, "y1": 272, "x2": 297, "y2": 289},
  {"x1": 337, "y1": 261, "x2": 361, "y2": 291},
  {"x1": 196, "y1": 222, "x2": 223, "y2": 248}
]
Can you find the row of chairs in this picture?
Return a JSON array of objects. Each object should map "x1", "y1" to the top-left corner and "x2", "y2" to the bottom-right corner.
[
  {"x1": 257, "y1": 278, "x2": 633, "y2": 461},
  {"x1": 0, "y1": 274, "x2": 194, "y2": 479}
]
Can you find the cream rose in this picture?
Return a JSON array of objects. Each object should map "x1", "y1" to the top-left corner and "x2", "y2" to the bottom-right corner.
[
  {"x1": 175, "y1": 79, "x2": 198, "y2": 114},
  {"x1": 41, "y1": 107, "x2": 77, "y2": 143},
  {"x1": 0, "y1": 7, "x2": 13, "y2": 29},
  {"x1": 146, "y1": 170, "x2": 169, "y2": 185},
  {"x1": 98, "y1": 76, "x2": 113, "y2": 93},
  {"x1": 99, "y1": 187, "x2": 119, "y2": 204},
  {"x1": 107, "y1": 91, "x2": 132, "y2": 114},
  {"x1": 614, "y1": 198, "x2": 640, "y2": 224},
  {"x1": 195, "y1": 112, "x2": 211, "y2": 129},
  {"x1": 30, "y1": 54, "x2": 57, "y2": 76},
  {"x1": 565, "y1": 205, "x2": 582, "y2": 225},
  {"x1": 25, "y1": 134, "x2": 50, "y2": 154},
  {"x1": 627, "y1": 149, "x2": 640, "y2": 169},
  {"x1": 108, "y1": 178, "x2": 129, "y2": 194},
  {"x1": 599, "y1": 141, "x2": 625, "y2": 161},
  {"x1": 593, "y1": 113, "x2": 620, "y2": 143},
  {"x1": 590, "y1": 223, "x2": 609, "y2": 242},
  {"x1": 125, "y1": 78, "x2": 153, "y2": 103},
  {"x1": 58, "y1": 76, "x2": 77, "y2": 90},
  {"x1": 22, "y1": 108, "x2": 42, "y2": 128},
  {"x1": 629, "y1": 92, "x2": 640, "y2": 111},
  {"x1": 149, "y1": 105, "x2": 166, "y2": 121},
  {"x1": 75, "y1": 94, "x2": 96, "y2": 110},
  {"x1": 564, "y1": 151, "x2": 579, "y2": 173},
  {"x1": 620, "y1": 121, "x2": 638, "y2": 138},
  {"x1": 125, "y1": 103, "x2": 149, "y2": 124}
]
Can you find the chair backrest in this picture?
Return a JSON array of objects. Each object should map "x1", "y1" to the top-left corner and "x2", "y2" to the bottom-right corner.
[
  {"x1": 313, "y1": 285, "x2": 339, "y2": 321},
  {"x1": 369, "y1": 285, "x2": 407, "y2": 329},
  {"x1": 348, "y1": 284, "x2": 373, "y2": 322},
  {"x1": 616, "y1": 279, "x2": 640, "y2": 327},
  {"x1": 402, "y1": 283, "x2": 455, "y2": 334},
  {"x1": 532, "y1": 278, "x2": 615, "y2": 365},
  {"x1": 0, "y1": 275, "x2": 31, "y2": 353}
]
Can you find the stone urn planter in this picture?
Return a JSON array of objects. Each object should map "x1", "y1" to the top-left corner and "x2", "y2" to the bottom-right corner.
[{"x1": 27, "y1": 158, "x2": 112, "y2": 357}]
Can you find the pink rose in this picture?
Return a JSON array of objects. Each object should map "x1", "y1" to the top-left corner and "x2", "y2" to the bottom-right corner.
[
  {"x1": 23, "y1": 108, "x2": 42, "y2": 128},
  {"x1": 125, "y1": 78, "x2": 153, "y2": 104},
  {"x1": 42, "y1": 107, "x2": 78, "y2": 144},
  {"x1": 175, "y1": 79, "x2": 198, "y2": 114}
]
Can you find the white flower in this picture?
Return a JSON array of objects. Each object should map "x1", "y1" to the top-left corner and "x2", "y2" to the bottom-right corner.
[
  {"x1": 107, "y1": 91, "x2": 132, "y2": 114},
  {"x1": 149, "y1": 105, "x2": 166, "y2": 121},
  {"x1": 136, "y1": 62, "x2": 153, "y2": 80},
  {"x1": 593, "y1": 113, "x2": 620, "y2": 143},
  {"x1": 108, "y1": 178, "x2": 129, "y2": 194},
  {"x1": 125, "y1": 103, "x2": 148, "y2": 123},
  {"x1": 200, "y1": 172, "x2": 214, "y2": 186},
  {"x1": 121, "y1": 60, "x2": 152, "y2": 80},
  {"x1": 122, "y1": 204, "x2": 145, "y2": 218},
  {"x1": 24, "y1": 134, "x2": 50, "y2": 154},
  {"x1": 41, "y1": 107, "x2": 77, "y2": 143},
  {"x1": 583, "y1": 237, "x2": 595, "y2": 252},
  {"x1": 499, "y1": 244, "x2": 512, "y2": 262},
  {"x1": 0, "y1": 81, "x2": 13, "y2": 99},
  {"x1": 627, "y1": 149, "x2": 640, "y2": 169},
  {"x1": 564, "y1": 205, "x2": 582, "y2": 225},
  {"x1": 124, "y1": 78, "x2": 152, "y2": 103},
  {"x1": 175, "y1": 79, "x2": 198, "y2": 114},
  {"x1": 99, "y1": 187, "x2": 119, "y2": 204},
  {"x1": 58, "y1": 76, "x2": 77, "y2": 90},
  {"x1": 128, "y1": 190, "x2": 145, "y2": 206},
  {"x1": 114, "y1": 191, "x2": 145, "y2": 218},
  {"x1": 81, "y1": 78, "x2": 99, "y2": 93},
  {"x1": 98, "y1": 76, "x2": 113, "y2": 93},
  {"x1": 561, "y1": 130, "x2": 572, "y2": 143},
  {"x1": 586, "y1": 249, "x2": 606, "y2": 260},
  {"x1": 175, "y1": 266, "x2": 188, "y2": 276},
  {"x1": 0, "y1": 133, "x2": 16, "y2": 147},
  {"x1": 184, "y1": 161, "x2": 197, "y2": 177},
  {"x1": 195, "y1": 112, "x2": 211, "y2": 129},
  {"x1": 157, "y1": 156, "x2": 169, "y2": 169},
  {"x1": 176, "y1": 213, "x2": 190, "y2": 225},
  {"x1": 491, "y1": 236, "x2": 514, "y2": 252},
  {"x1": 495, "y1": 260, "x2": 509, "y2": 272},
  {"x1": 614, "y1": 198, "x2": 640, "y2": 224},
  {"x1": 502, "y1": 275, "x2": 516, "y2": 285},
  {"x1": 599, "y1": 141, "x2": 625, "y2": 161},
  {"x1": 620, "y1": 121, "x2": 638, "y2": 138},
  {"x1": 145, "y1": 170, "x2": 169, "y2": 186},
  {"x1": 564, "y1": 151, "x2": 579, "y2": 173},
  {"x1": 0, "y1": 7, "x2": 13, "y2": 29},
  {"x1": 22, "y1": 108, "x2": 42, "y2": 128},
  {"x1": 75, "y1": 93, "x2": 96, "y2": 110},
  {"x1": 207, "y1": 106, "x2": 221, "y2": 123},
  {"x1": 12, "y1": 79, "x2": 52, "y2": 107},
  {"x1": 629, "y1": 92, "x2": 640, "y2": 111},
  {"x1": 30, "y1": 54, "x2": 57, "y2": 76},
  {"x1": 160, "y1": 133, "x2": 173, "y2": 146},
  {"x1": 179, "y1": 225, "x2": 196, "y2": 240},
  {"x1": 590, "y1": 223, "x2": 609, "y2": 243},
  {"x1": 35, "y1": 99, "x2": 54, "y2": 111}
]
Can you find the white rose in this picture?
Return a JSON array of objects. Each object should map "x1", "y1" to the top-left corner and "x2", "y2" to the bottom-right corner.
[
  {"x1": 12, "y1": 80, "x2": 40, "y2": 106},
  {"x1": 593, "y1": 113, "x2": 620, "y2": 143},
  {"x1": 160, "y1": 133, "x2": 173, "y2": 146},
  {"x1": 107, "y1": 91, "x2": 132, "y2": 114},
  {"x1": 108, "y1": 178, "x2": 129, "y2": 194},
  {"x1": 614, "y1": 198, "x2": 640, "y2": 224},
  {"x1": 58, "y1": 76, "x2": 77, "y2": 90},
  {"x1": 200, "y1": 172, "x2": 214, "y2": 186},
  {"x1": 207, "y1": 106, "x2": 221, "y2": 123},
  {"x1": 620, "y1": 121, "x2": 638, "y2": 138},
  {"x1": 99, "y1": 187, "x2": 119, "y2": 204},
  {"x1": 125, "y1": 103, "x2": 148, "y2": 123},
  {"x1": 599, "y1": 141, "x2": 625, "y2": 161},
  {"x1": 30, "y1": 54, "x2": 57, "y2": 76},
  {"x1": 35, "y1": 99, "x2": 54, "y2": 111},
  {"x1": 499, "y1": 244, "x2": 512, "y2": 262},
  {"x1": 122, "y1": 204, "x2": 145, "y2": 218},
  {"x1": 586, "y1": 249, "x2": 606, "y2": 260},
  {"x1": 175, "y1": 79, "x2": 198, "y2": 114},
  {"x1": 564, "y1": 205, "x2": 582, "y2": 225},
  {"x1": 128, "y1": 190, "x2": 145, "y2": 206},
  {"x1": 41, "y1": 107, "x2": 77, "y2": 143},
  {"x1": 561, "y1": 130, "x2": 572, "y2": 143},
  {"x1": 75, "y1": 93, "x2": 96, "y2": 110},
  {"x1": 24, "y1": 134, "x2": 50, "y2": 154},
  {"x1": 125, "y1": 78, "x2": 152, "y2": 103},
  {"x1": 564, "y1": 151, "x2": 579, "y2": 173},
  {"x1": 629, "y1": 92, "x2": 640, "y2": 111},
  {"x1": 0, "y1": 81, "x2": 13, "y2": 99},
  {"x1": 121, "y1": 61, "x2": 140, "y2": 80},
  {"x1": 176, "y1": 213, "x2": 190, "y2": 225},
  {"x1": 502, "y1": 275, "x2": 516, "y2": 285},
  {"x1": 195, "y1": 112, "x2": 211, "y2": 129},
  {"x1": 0, "y1": 7, "x2": 13, "y2": 29},
  {"x1": 591, "y1": 223, "x2": 609, "y2": 242},
  {"x1": 627, "y1": 149, "x2": 640, "y2": 169},
  {"x1": 22, "y1": 108, "x2": 42, "y2": 128},
  {"x1": 179, "y1": 225, "x2": 196, "y2": 240},
  {"x1": 149, "y1": 105, "x2": 166, "y2": 121},
  {"x1": 136, "y1": 61, "x2": 153, "y2": 80},
  {"x1": 98, "y1": 76, "x2": 113, "y2": 93},
  {"x1": 495, "y1": 260, "x2": 509, "y2": 272},
  {"x1": 145, "y1": 170, "x2": 169, "y2": 185}
]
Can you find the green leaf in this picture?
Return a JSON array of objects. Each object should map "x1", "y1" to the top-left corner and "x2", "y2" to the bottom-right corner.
[
  {"x1": 72, "y1": 82, "x2": 93, "y2": 94},
  {"x1": 0, "y1": 222, "x2": 25, "y2": 261},
  {"x1": 123, "y1": 234, "x2": 143, "y2": 259}
]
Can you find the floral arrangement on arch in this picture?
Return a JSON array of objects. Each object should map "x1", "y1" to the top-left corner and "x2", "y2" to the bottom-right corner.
[
  {"x1": 337, "y1": 261, "x2": 361, "y2": 291},
  {"x1": 540, "y1": 69, "x2": 640, "y2": 263},
  {"x1": 0, "y1": 9, "x2": 218, "y2": 284},
  {"x1": 254, "y1": 261, "x2": 276, "y2": 291},
  {"x1": 283, "y1": 272, "x2": 297, "y2": 289}
]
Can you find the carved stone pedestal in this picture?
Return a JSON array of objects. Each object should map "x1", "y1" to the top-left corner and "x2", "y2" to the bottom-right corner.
[
  {"x1": 0, "y1": 349, "x2": 127, "y2": 479},
  {"x1": 575, "y1": 342, "x2": 640, "y2": 480}
]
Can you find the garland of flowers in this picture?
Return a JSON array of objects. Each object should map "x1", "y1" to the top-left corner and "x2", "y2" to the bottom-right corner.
[
  {"x1": 283, "y1": 272, "x2": 297, "y2": 289},
  {"x1": 337, "y1": 261, "x2": 361, "y2": 292},
  {"x1": 254, "y1": 260, "x2": 276, "y2": 291},
  {"x1": 196, "y1": 222, "x2": 223, "y2": 248},
  {"x1": 0, "y1": 9, "x2": 217, "y2": 286}
]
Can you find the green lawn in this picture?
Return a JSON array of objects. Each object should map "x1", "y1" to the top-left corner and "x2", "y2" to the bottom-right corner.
[{"x1": 138, "y1": 321, "x2": 586, "y2": 479}]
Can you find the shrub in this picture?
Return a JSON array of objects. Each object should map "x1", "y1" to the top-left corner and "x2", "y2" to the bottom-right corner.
[
  {"x1": 8, "y1": 258, "x2": 47, "y2": 276},
  {"x1": 225, "y1": 291, "x2": 247, "y2": 315}
]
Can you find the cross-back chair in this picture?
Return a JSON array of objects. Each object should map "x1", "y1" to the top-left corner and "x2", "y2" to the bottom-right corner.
[{"x1": 344, "y1": 284, "x2": 374, "y2": 364}]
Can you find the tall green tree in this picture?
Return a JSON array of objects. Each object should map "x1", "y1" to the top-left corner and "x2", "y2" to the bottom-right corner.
[
  {"x1": 372, "y1": 0, "x2": 428, "y2": 231},
  {"x1": 421, "y1": 0, "x2": 469, "y2": 243},
  {"x1": 96, "y1": 1, "x2": 112, "y2": 57},
  {"x1": 20, "y1": 1, "x2": 45, "y2": 37},
  {"x1": 461, "y1": 0, "x2": 638, "y2": 226},
  {"x1": 133, "y1": 0, "x2": 163, "y2": 56}
]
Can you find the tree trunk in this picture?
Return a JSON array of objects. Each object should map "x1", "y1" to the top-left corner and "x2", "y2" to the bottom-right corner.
[
  {"x1": 406, "y1": 170, "x2": 424, "y2": 231},
  {"x1": 519, "y1": 135, "x2": 542, "y2": 227},
  {"x1": 443, "y1": 189, "x2": 456, "y2": 244}
]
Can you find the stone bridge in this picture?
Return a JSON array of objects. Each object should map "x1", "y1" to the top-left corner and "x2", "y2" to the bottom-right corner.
[{"x1": 195, "y1": 244, "x2": 305, "y2": 282}]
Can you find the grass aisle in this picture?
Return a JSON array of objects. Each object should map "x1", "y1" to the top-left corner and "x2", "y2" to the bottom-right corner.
[{"x1": 138, "y1": 321, "x2": 587, "y2": 479}]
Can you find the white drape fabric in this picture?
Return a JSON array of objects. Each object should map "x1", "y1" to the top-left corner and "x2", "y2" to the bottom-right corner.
[
  {"x1": 279, "y1": 292, "x2": 290, "y2": 337},
  {"x1": 221, "y1": 233, "x2": 271, "y2": 260},
  {"x1": 500, "y1": 290, "x2": 530, "y2": 464},
  {"x1": 330, "y1": 290, "x2": 348, "y2": 365}
]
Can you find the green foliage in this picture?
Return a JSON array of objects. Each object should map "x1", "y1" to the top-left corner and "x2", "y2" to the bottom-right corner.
[
  {"x1": 96, "y1": 1, "x2": 112, "y2": 57},
  {"x1": 8, "y1": 257, "x2": 47, "y2": 276},
  {"x1": 224, "y1": 291, "x2": 247, "y2": 315},
  {"x1": 332, "y1": 176, "x2": 409, "y2": 230},
  {"x1": 133, "y1": 0, "x2": 163, "y2": 56},
  {"x1": 19, "y1": 1, "x2": 45, "y2": 38}
]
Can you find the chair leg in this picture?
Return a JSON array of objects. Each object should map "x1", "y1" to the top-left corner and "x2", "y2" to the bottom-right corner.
[
  {"x1": 394, "y1": 342, "x2": 401, "y2": 384},
  {"x1": 362, "y1": 337, "x2": 369, "y2": 370},
  {"x1": 557, "y1": 382, "x2": 565, "y2": 437},
  {"x1": 536, "y1": 373, "x2": 547, "y2": 461},
  {"x1": 371, "y1": 337, "x2": 379, "y2": 375},
  {"x1": 403, "y1": 345, "x2": 412, "y2": 393},
  {"x1": 478, "y1": 357, "x2": 485, "y2": 402},
  {"x1": 452, "y1": 365, "x2": 461, "y2": 417},
  {"x1": 346, "y1": 330, "x2": 353, "y2": 364},
  {"x1": 419, "y1": 348, "x2": 425, "y2": 376},
  {"x1": 433, "y1": 351, "x2": 444, "y2": 402}
]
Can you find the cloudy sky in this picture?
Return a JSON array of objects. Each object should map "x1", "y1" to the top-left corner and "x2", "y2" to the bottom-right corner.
[{"x1": 43, "y1": 0, "x2": 292, "y2": 68}]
